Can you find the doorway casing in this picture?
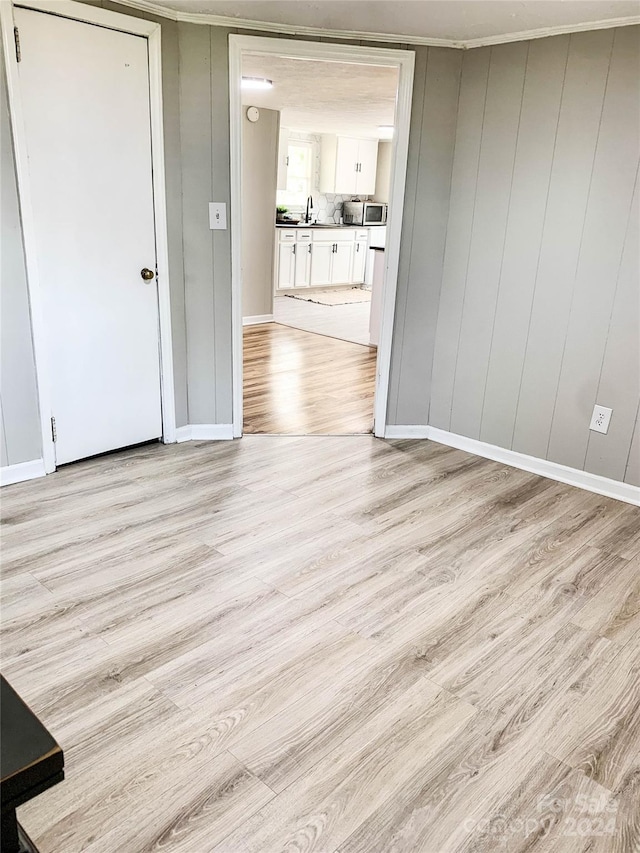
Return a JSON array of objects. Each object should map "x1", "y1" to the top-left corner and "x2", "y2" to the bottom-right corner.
[
  {"x1": 1, "y1": 0, "x2": 176, "y2": 474},
  {"x1": 229, "y1": 35, "x2": 415, "y2": 437}
]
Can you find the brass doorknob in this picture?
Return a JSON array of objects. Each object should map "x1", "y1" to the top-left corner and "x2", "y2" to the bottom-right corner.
[{"x1": 141, "y1": 268, "x2": 155, "y2": 281}]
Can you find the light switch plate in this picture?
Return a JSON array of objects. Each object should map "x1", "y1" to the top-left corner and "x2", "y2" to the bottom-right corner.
[
  {"x1": 589, "y1": 404, "x2": 613, "y2": 434},
  {"x1": 209, "y1": 202, "x2": 227, "y2": 230}
]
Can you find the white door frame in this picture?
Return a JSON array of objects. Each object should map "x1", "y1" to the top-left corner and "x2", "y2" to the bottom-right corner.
[
  {"x1": 229, "y1": 35, "x2": 415, "y2": 437},
  {"x1": 1, "y1": 0, "x2": 176, "y2": 473}
]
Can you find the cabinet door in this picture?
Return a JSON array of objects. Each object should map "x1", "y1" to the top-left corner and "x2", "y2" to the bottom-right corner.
[
  {"x1": 310, "y1": 242, "x2": 333, "y2": 286},
  {"x1": 334, "y1": 137, "x2": 359, "y2": 194},
  {"x1": 278, "y1": 242, "x2": 296, "y2": 288},
  {"x1": 277, "y1": 128, "x2": 289, "y2": 191},
  {"x1": 331, "y1": 242, "x2": 354, "y2": 284},
  {"x1": 351, "y1": 240, "x2": 367, "y2": 283},
  {"x1": 355, "y1": 138, "x2": 379, "y2": 195},
  {"x1": 294, "y1": 242, "x2": 312, "y2": 287}
]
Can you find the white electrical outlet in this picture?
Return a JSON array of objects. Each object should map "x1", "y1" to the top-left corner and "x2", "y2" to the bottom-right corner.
[{"x1": 589, "y1": 404, "x2": 613, "y2": 434}]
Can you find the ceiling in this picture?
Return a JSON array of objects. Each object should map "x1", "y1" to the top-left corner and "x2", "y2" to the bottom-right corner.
[
  {"x1": 144, "y1": 1, "x2": 639, "y2": 45},
  {"x1": 242, "y1": 55, "x2": 399, "y2": 136}
]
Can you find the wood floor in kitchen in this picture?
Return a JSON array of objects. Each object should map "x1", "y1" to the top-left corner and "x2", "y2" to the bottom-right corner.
[
  {"x1": 1, "y1": 435, "x2": 639, "y2": 853},
  {"x1": 243, "y1": 323, "x2": 376, "y2": 435}
]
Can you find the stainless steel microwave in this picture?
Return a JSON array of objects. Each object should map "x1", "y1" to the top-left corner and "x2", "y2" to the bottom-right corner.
[{"x1": 342, "y1": 201, "x2": 387, "y2": 226}]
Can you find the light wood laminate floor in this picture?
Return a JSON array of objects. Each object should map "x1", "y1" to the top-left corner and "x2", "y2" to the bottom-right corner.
[
  {"x1": 243, "y1": 323, "x2": 376, "y2": 435},
  {"x1": 2, "y1": 436, "x2": 639, "y2": 853}
]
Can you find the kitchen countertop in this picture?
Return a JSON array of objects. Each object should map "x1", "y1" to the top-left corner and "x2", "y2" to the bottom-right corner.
[{"x1": 275, "y1": 223, "x2": 363, "y2": 229}]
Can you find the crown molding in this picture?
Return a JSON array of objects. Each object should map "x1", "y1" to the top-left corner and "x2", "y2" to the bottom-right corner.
[
  {"x1": 101, "y1": 0, "x2": 640, "y2": 49},
  {"x1": 462, "y1": 15, "x2": 640, "y2": 48}
]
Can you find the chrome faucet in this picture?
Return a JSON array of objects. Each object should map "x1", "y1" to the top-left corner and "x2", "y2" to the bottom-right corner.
[{"x1": 305, "y1": 195, "x2": 314, "y2": 223}]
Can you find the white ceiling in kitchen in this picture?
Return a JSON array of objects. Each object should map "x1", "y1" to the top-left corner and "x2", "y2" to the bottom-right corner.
[
  {"x1": 142, "y1": 1, "x2": 638, "y2": 45},
  {"x1": 242, "y1": 55, "x2": 399, "y2": 137}
]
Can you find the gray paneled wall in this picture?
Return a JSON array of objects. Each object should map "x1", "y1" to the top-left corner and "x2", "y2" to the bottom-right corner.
[
  {"x1": 421, "y1": 28, "x2": 640, "y2": 485},
  {"x1": 2, "y1": 4, "x2": 638, "y2": 489},
  {"x1": 1, "y1": 45, "x2": 41, "y2": 466},
  {"x1": 178, "y1": 23, "x2": 233, "y2": 425},
  {"x1": 387, "y1": 46, "x2": 462, "y2": 425}
]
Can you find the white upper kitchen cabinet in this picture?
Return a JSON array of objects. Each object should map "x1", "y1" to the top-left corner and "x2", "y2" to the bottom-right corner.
[
  {"x1": 355, "y1": 139, "x2": 379, "y2": 195},
  {"x1": 332, "y1": 137, "x2": 360, "y2": 194},
  {"x1": 320, "y1": 135, "x2": 379, "y2": 195}
]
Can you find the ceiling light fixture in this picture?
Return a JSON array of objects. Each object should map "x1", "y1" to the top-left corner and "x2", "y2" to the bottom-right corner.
[
  {"x1": 378, "y1": 125, "x2": 394, "y2": 139},
  {"x1": 242, "y1": 77, "x2": 273, "y2": 91}
]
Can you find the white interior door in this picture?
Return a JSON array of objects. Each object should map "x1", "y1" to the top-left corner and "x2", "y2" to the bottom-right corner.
[{"x1": 15, "y1": 7, "x2": 162, "y2": 465}]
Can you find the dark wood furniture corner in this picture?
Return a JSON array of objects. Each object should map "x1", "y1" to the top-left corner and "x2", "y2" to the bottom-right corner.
[{"x1": 1, "y1": 676, "x2": 64, "y2": 853}]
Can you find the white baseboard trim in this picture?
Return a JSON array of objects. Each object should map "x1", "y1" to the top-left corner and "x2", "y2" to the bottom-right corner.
[
  {"x1": 243, "y1": 314, "x2": 274, "y2": 326},
  {"x1": 384, "y1": 425, "x2": 640, "y2": 506},
  {"x1": 175, "y1": 424, "x2": 234, "y2": 442},
  {"x1": 385, "y1": 425, "x2": 431, "y2": 439},
  {"x1": 1, "y1": 459, "x2": 47, "y2": 487}
]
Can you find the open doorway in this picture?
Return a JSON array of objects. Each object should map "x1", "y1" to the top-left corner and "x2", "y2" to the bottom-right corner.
[{"x1": 229, "y1": 36, "x2": 415, "y2": 437}]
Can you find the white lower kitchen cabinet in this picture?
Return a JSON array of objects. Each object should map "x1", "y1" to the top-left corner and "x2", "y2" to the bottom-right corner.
[
  {"x1": 275, "y1": 227, "x2": 369, "y2": 291},
  {"x1": 331, "y1": 242, "x2": 353, "y2": 284},
  {"x1": 351, "y1": 239, "x2": 367, "y2": 283},
  {"x1": 277, "y1": 241, "x2": 296, "y2": 288},
  {"x1": 309, "y1": 242, "x2": 333, "y2": 286},
  {"x1": 294, "y1": 242, "x2": 312, "y2": 286}
]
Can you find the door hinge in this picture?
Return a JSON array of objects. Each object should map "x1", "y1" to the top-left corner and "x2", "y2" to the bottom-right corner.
[
  {"x1": 50, "y1": 416, "x2": 57, "y2": 443},
  {"x1": 14, "y1": 26, "x2": 21, "y2": 63}
]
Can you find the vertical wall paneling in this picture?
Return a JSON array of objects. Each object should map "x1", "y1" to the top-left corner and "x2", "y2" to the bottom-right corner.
[
  {"x1": 429, "y1": 48, "x2": 490, "y2": 429},
  {"x1": 387, "y1": 46, "x2": 428, "y2": 425},
  {"x1": 511, "y1": 28, "x2": 615, "y2": 459},
  {"x1": 479, "y1": 35, "x2": 569, "y2": 448},
  {"x1": 625, "y1": 410, "x2": 640, "y2": 486},
  {"x1": 388, "y1": 47, "x2": 462, "y2": 425},
  {"x1": 584, "y1": 173, "x2": 640, "y2": 480},
  {"x1": 547, "y1": 26, "x2": 640, "y2": 469},
  {"x1": 209, "y1": 26, "x2": 233, "y2": 424},
  {"x1": 450, "y1": 41, "x2": 528, "y2": 438},
  {"x1": 157, "y1": 17, "x2": 188, "y2": 429},
  {"x1": 179, "y1": 23, "x2": 217, "y2": 424},
  {"x1": 0, "y1": 400, "x2": 8, "y2": 468},
  {"x1": 4, "y1": 7, "x2": 638, "y2": 483}
]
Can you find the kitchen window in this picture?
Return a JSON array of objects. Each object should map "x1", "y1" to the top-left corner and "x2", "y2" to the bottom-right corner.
[{"x1": 277, "y1": 141, "x2": 313, "y2": 209}]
